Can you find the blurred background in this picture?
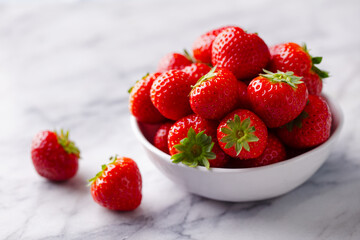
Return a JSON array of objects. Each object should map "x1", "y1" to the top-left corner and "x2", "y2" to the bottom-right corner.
[{"x1": 0, "y1": 0, "x2": 359, "y2": 239}]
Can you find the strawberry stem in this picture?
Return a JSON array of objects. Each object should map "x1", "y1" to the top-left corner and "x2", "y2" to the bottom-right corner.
[
  {"x1": 220, "y1": 115, "x2": 259, "y2": 156},
  {"x1": 183, "y1": 49, "x2": 195, "y2": 63},
  {"x1": 55, "y1": 129, "x2": 80, "y2": 158},
  {"x1": 88, "y1": 155, "x2": 119, "y2": 185},
  {"x1": 171, "y1": 127, "x2": 216, "y2": 169},
  {"x1": 260, "y1": 69, "x2": 303, "y2": 89},
  {"x1": 191, "y1": 66, "x2": 217, "y2": 90}
]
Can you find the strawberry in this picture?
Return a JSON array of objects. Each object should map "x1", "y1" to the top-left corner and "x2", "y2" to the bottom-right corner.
[
  {"x1": 150, "y1": 70, "x2": 193, "y2": 120},
  {"x1": 129, "y1": 73, "x2": 166, "y2": 123},
  {"x1": 31, "y1": 130, "x2": 80, "y2": 181},
  {"x1": 217, "y1": 109, "x2": 268, "y2": 159},
  {"x1": 268, "y1": 42, "x2": 329, "y2": 95},
  {"x1": 212, "y1": 26, "x2": 270, "y2": 80},
  {"x1": 182, "y1": 63, "x2": 211, "y2": 83},
  {"x1": 168, "y1": 114, "x2": 229, "y2": 168},
  {"x1": 192, "y1": 26, "x2": 233, "y2": 64},
  {"x1": 237, "y1": 133, "x2": 286, "y2": 167},
  {"x1": 154, "y1": 122, "x2": 173, "y2": 154},
  {"x1": 90, "y1": 156, "x2": 142, "y2": 211},
  {"x1": 237, "y1": 80, "x2": 251, "y2": 109},
  {"x1": 157, "y1": 52, "x2": 192, "y2": 72},
  {"x1": 190, "y1": 67, "x2": 238, "y2": 120},
  {"x1": 276, "y1": 95, "x2": 332, "y2": 149},
  {"x1": 247, "y1": 70, "x2": 309, "y2": 128},
  {"x1": 301, "y1": 70, "x2": 323, "y2": 96}
]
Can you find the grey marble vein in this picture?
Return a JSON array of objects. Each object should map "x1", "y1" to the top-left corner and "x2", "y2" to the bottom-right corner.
[{"x1": 1, "y1": 0, "x2": 360, "y2": 239}]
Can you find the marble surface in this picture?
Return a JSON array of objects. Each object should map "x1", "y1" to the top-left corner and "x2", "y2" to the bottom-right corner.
[{"x1": 1, "y1": 0, "x2": 360, "y2": 239}]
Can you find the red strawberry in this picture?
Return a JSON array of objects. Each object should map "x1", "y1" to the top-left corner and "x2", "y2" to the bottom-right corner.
[
  {"x1": 217, "y1": 109, "x2": 268, "y2": 159},
  {"x1": 237, "y1": 80, "x2": 251, "y2": 109},
  {"x1": 212, "y1": 26, "x2": 270, "y2": 80},
  {"x1": 238, "y1": 133, "x2": 286, "y2": 167},
  {"x1": 192, "y1": 26, "x2": 233, "y2": 64},
  {"x1": 268, "y1": 43, "x2": 329, "y2": 95},
  {"x1": 90, "y1": 156, "x2": 142, "y2": 211},
  {"x1": 150, "y1": 70, "x2": 193, "y2": 120},
  {"x1": 168, "y1": 114, "x2": 229, "y2": 168},
  {"x1": 247, "y1": 70, "x2": 309, "y2": 128},
  {"x1": 276, "y1": 95, "x2": 332, "y2": 149},
  {"x1": 190, "y1": 67, "x2": 238, "y2": 120},
  {"x1": 31, "y1": 130, "x2": 80, "y2": 181},
  {"x1": 182, "y1": 63, "x2": 211, "y2": 83},
  {"x1": 154, "y1": 122, "x2": 173, "y2": 154},
  {"x1": 157, "y1": 52, "x2": 192, "y2": 72},
  {"x1": 301, "y1": 71, "x2": 323, "y2": 96},
  {"x1": 129, "y1": 73, "x2": 166, "y2": 123}
]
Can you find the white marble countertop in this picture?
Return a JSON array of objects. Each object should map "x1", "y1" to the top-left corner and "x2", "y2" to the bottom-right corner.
[{"x1": 1, "y1": 0, "x2": 360, "y2": 239}]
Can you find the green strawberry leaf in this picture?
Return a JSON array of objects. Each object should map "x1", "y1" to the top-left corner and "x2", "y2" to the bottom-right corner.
[
  {"x1": 55, "y1": 129, "x2": 80, "y2": 158},
  {"x1": 170, "y1": 127, "x2": 216, "y2": 169},
  {"x1": 302, "y1": 43, "x2": 329, "y2": 79},
  {"x1": 88, "y1": 155, "x2": 119, "y2": 185},
  {"x1": 184, "y1": 49, "x2": 195, "y2": 63},
  {"x1": 260, "y1": 69, "x2": 303, "y2": 89},
  {"x1": 220, "y1": 116, "x2": 259, "y2": 156}
]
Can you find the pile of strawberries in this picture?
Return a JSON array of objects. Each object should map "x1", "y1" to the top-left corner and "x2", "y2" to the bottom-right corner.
[
  {"x1": 29, "y1": 25, "x2": 333, "y2": 212},
  {"x1": 129, "y1": 25, "x2": 332, "y2": 169}
]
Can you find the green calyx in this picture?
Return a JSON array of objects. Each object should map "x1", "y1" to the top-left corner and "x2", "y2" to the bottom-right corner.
[
  {"x1": 284, "y1": 111, "x2": 309, "y2": 132},
  {"x1": 88, "y1": 155, "x2": 118, "y2": 185},
  {"x1": 302, "y1": 44, "x2": 329, "y2": 79},
  {"x1": 183, "y1": 49, "x2": 195, "y2": 63},
  {"x1": 260, "y1": 69, "x2": 303, "y2": 89},
  {"x1": 55, "y1": 129, "x2": 80, "y2": 158},
  {"x1": 220, "y1": 115, "x2": 259, "y2": 156},
  {"x1": 171, "y1": 127, "x2": 216, "y2": 169},
  {"x1": 128, "y1": 73, "x2": 149, "y2": 93},
  {"x1": 191, "y1": 66, "x2": 217, "y2": 90}
]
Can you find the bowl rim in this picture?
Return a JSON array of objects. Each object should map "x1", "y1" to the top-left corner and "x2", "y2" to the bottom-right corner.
[{"x1": 130, "y1": 95, "x2": 344, "y2": 173}]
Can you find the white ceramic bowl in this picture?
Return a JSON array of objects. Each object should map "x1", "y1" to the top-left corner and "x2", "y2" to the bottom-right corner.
[{"x1": 130, "y1": 96, "x2": 343, "y2": 202}]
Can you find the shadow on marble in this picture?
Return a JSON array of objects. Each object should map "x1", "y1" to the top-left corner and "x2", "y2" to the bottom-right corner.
[{"x1": 37, "y1": 172, "x2": 89, "y2": 196}]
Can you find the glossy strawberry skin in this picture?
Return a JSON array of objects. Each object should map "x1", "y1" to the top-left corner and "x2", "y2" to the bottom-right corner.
[
  {"x1": 157, "y1": 53, "x2": 192, "y2": 72},
  {"x1": 268, "y1": 43, "x2": 323, "y2": 95},
  {"x1": 192, "y1": 26, "x2": 233, "y2": 64},
  {"x1": 129, "y1": 73, "x2": 166, "y2": 123},
  {"x1": 217, "y1": 109, "x2": 268, "y2": 159},
  {"x1": 247, "y1": 76, "x2": 309, "y2": 128},
  {"x1": 276, "y1": 95, "x2": 332, "y2": 149},
  {"x1": 91, "y1": 157, "x2": 142, "y2": 211},
  {"x1": 268, "y1": 43, "x2": 311, "y2": 75},
  {"x1": 168, "y1": 114, "x2": 229, "y2": 168},
  {"x1": 150, "y1": 70, "x2": 193, "y2": 120},
  {"x1": 154, "y1": 122, "x2": 173, "y2": 154},
  {"x1": 212, "y1": 27, "x2": 270, "y2": 80},
  {"x1": 237, "y1": 80, "x2": 251, "y2": 109},
  {"x1": 301, "y1": 71, "x2": 322, "y2": 95},
  {"x1": 190, "y1": 67, "x2": 238, "y2": 120},
  {"x1": 182, "y1": 63, "x2": 211, "y2": 83},
  {"x1": 31, "y1": 131, "x2": 79, "y2": 181},
  {"x1": 238, "y1": 133, "x2": 286, "y2": 167}
]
